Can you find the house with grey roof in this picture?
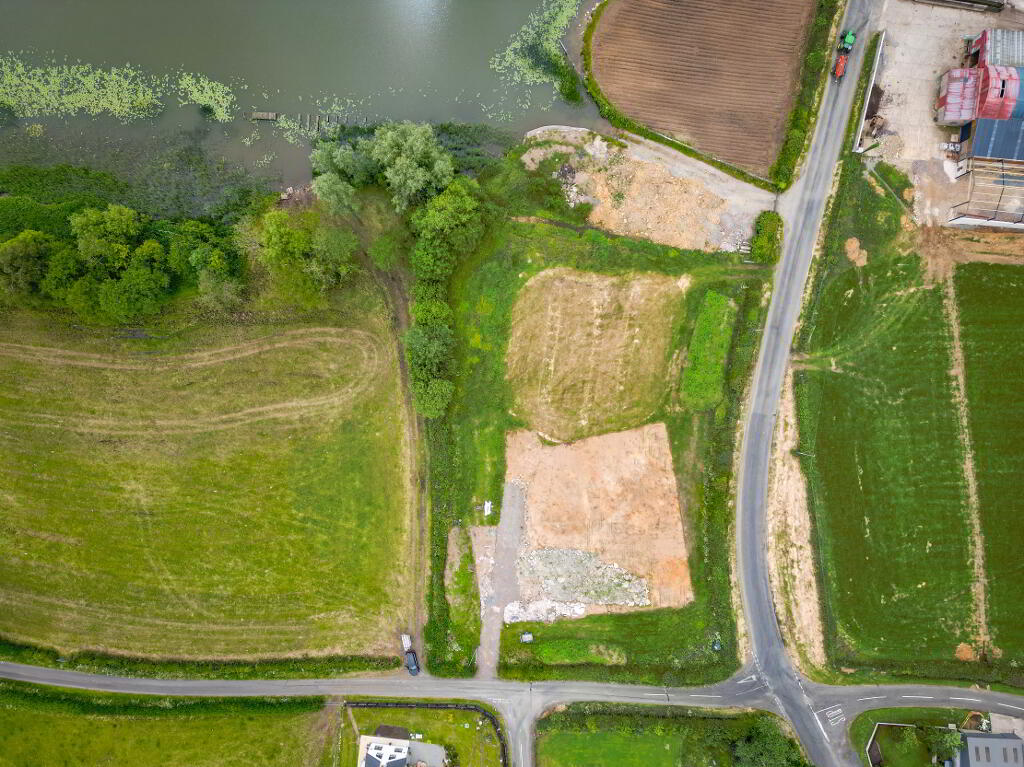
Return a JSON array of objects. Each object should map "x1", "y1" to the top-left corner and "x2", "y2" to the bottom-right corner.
[
  {"x1": 358, "y1": 734, "x2": 446, "y2": 767},
  {"x1": 960, "y1": 732, "x2": 1024, "y2": 767}
]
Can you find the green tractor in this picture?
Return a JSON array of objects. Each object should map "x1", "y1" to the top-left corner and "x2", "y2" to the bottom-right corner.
[{"x1": 833, "y1": 30, "x2": 857, "y2": 80}]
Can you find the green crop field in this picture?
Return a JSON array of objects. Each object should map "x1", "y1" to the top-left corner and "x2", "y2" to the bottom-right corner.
[
  {"x1": 0, "y1": 274, "x2": 415, "y2": 661},
  {"x1": 794, "y1": 154, "x2": 977, "y2": 670},
  {"x1": 342, "y1": 704, "x2": 502, "y2": 767},
  {"x1": 0, "y1": 681, "x2": 330, "y2": 767},
  {"x1": 537, "y1": 702, "x2": 809, "y2": 767},
  {"x1": 955, "y1": 263, "x2": 1024, "y2": 665},
  {"x1": 426, "y1": 215, "x2": 771, "y2": 683}
]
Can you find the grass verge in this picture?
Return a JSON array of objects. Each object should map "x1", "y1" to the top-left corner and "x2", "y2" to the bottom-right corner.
[{"x1": 536, "y1": 702, "x2": 810, "y2": 767}]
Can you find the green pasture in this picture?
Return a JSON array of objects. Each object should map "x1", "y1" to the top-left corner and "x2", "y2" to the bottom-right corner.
[
  {"x1": 795, "y1": 154, "x2": 975, "y2": 667},
  {"x1": 0, "y1": 274, "x2": 413, "y2": 660},
  {"x1": 0, "y1": 681, "x2": 328, "y2": 767},
  {"x1": 955, "y1": 263, "x2": 1024, "y2": 665}
]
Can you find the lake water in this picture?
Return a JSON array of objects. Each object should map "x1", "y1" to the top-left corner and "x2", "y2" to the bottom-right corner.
[{"x1": 1, "y1": 0, "x2": 598, "y2": 185}]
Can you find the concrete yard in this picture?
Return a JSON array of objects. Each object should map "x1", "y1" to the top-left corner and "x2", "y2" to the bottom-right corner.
[{"x1": 869, "y1": 0, "x2": 1024, "y2": 223}]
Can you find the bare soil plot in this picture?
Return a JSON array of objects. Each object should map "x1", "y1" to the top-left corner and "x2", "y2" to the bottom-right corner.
[
  {"x1": 505, "y1": 267, "x2": 688, "y2": 442},
  {"x1": 591, "y1": 0, "x2": 816, "y2": 176},
  {"x1": 523, "y1": 127, "x2": 775, "y2": 251},
  {"x1": 503, "y1": 424, "x2": 693, "y2": 617}
]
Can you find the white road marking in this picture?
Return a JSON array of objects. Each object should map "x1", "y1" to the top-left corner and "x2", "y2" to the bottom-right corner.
[
  {"x1": 999, "y1": 703, "x2": 1024, "y2": 712},
  {"x1": 857, "y1": 696, "x2": 887, "y2": 701},
  {"x1": 902, "y1": 695, "x2": 934, "y2": 699},
  {"x1": 815, "y1": 705, "x2": 842, "y2": 713},
  {"x1": 643, "y1": 693, "x2": 664, "y2": 697},
  {"x1": 689, "y1": 694, "x2": 723, "y2": 698},
  {"x1": 811, "y1": 708, "x2": 831, "y2": 743},
  {"x1": 950, "y1": 697, "x2": 981, "y2": 703},
  {"x1": 738, "y1": 675, "x2": 758, "y2": 684}
]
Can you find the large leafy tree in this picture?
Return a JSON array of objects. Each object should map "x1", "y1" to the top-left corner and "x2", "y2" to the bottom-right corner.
[
  {"x1": 310, "y1": 121, "x2": 454, "y2": 214},
  {"x1": 0, "y1": 229, "x2": 58, "y2": 296}
]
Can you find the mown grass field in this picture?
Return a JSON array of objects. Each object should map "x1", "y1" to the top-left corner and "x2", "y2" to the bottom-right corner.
[
  {"x1": 342, "y1": 704, "x2": 502, "y2": 767},
  {"x1": 428, "y1": 218, "x2": 771, "y2": 683},
  {"x1": 794, "y1": 153, "x2": 977, "y2": 668},
  {"x1": 0, "y1": 274, "x2": 414, "y2": 660},
  {"x1": 0, "y1": 681, "x2": 330, "y2": 767},
  {"x1": 955, "y1": 264, "x2": 1024, "y2": 665},
  {"x1": 537, "y1": 702, "x2": 808, "y2": 767}
]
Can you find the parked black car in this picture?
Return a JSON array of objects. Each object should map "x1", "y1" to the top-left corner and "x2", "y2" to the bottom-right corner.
[{"x1": 404, "y1": 650, "x2": 420, "y2": 676}]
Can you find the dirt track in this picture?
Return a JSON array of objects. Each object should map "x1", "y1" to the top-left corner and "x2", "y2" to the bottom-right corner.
[
  {"x1": 0, "y1": 328, "x2": 386, "y2": 435},
  {"x1": 591, "y1": 0, "x2": 815, "y2": 176}
]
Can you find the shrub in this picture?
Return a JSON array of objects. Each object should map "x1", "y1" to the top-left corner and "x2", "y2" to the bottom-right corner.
[
  {"x1": 750, "y1": 211, "x2": 783, "y2": 265},
  {"x1": 0, "y1": 229, "x2": 57, "y2": 296},
  {"x1": 258, "y1": 209, "x2": 357, "y2": 304}
]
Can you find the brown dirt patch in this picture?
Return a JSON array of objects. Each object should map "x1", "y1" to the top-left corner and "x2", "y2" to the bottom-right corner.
[
  {"x1": 505, "y1": 267, "x2": 687, "y2": 442},
  {"x1": 591, "y1": 0, "x2": 816, "y2": 176},
  {"x1": 766, "y1": 368, "x2": 826, "y2": 668},
  {"x1": 844, "y1": 237, "x2": 868, "y2": 267},
  {"x1": 955, "y1": 642, "x2": 978, "y2": 662},
  {"x1": 918, "y1": 227, "x2": 1024, "y2": 284},
  {"x1": 942, "y1": 276, "x2": 989, "y2": 655},
  {"x1": 505, "y1": 424, "x2": 693, "y2": 609}
]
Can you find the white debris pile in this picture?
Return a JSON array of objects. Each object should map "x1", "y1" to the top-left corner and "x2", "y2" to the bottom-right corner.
[
  {"x1": 504, "y1": 599, "x2": 586, "y2": 623},
  {"x1": 518, "y1": 548, "x2": 651, "y2": 606}
]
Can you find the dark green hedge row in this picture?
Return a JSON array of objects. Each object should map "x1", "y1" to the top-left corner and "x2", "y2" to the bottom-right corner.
[
  {"x1": 770, "y1": 0, "x2": 846, "y2": 189},
  {"x1": 0, "y1": 679, "x2": 322, "y2": 717},
  {"x1": 751, "y1": 211, "x2": 784, "y2": 264},
  {"x1": 582, "y1": 2, "x2": 777, "y2": 193},
  {"x1": 0, "y1": 636, "x2": 398, "y2": 680}
]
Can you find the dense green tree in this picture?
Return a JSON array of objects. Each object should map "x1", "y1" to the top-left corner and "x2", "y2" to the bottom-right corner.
[
  {"x1": 920, "y1": 728, "x2": 962, "y2": 761},
  {"x1": 309, "y1": 122, "x2": 454, "y2": 215},
  {"x1": 410, "y1": 298, "x2": 452, "y2": 326},
  {"x1": 168, "y1": 220, "x2": 234, "y2": 280},
  {"x1": 0, "y1": 229, "x2": 57, "y2": 296},
  {"x1": 409, "y1": 177, "x2": 486, "y2": 282},
  {"x1": 404, "y1": 321, "x2": 454, "y2": 383},
  {"x1": 410, "y1": 377, "x2": 454, "y2": 419},
  {"x1": 734, "y1": 719, "x2": 809, "y2": 767},
  {"x1": 259, "y1": 209, "x2": 357, "y2": 304},
  {"x1": 96, "y1": 264, "x2": 170, "y2": 324},
  {"x1": 311, "y1": 172, "x2": 357, "y2": 216},
  {"x1": 370, "y1": 122, "x2": 454, "y2": 212}
]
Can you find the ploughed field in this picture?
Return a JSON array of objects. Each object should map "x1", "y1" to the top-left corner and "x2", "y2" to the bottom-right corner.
[
  {"x1": 591, "y1": 0, "x2": 815, "y2": 176},
  {"x1": 0, "y1": 279, "x2": 414, "y2": 659},
  {"x1": 794, "y1": 153, "x2": 1024, "y2": 683}
]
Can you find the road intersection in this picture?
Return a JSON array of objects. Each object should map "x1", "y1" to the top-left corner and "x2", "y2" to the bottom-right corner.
[{"x1": 3, "y1": 1, "x2": 1021, "y2": 765}]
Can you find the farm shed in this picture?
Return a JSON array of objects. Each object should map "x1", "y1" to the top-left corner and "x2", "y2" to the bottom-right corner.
[
  {"x1": 960, "y1": 732, "x2": 1024, "y2": 767},
  {"x1": 967, "y1": 29, "x2": 1024, "y2": 68},
  {"x1": 949, "y1": 118, "x2": 1024, "y2": 226}
]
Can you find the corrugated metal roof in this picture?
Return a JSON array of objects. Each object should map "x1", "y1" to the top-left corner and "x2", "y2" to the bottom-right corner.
[
  {"x1": 973, "y1": 117, "x2": 1024, "y2": 161},
  {"x1": 987, "y1": 29, "x2": 1024, "y2": 67}
]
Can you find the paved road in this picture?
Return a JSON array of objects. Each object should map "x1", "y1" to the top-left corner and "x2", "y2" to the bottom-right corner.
[{"x1": 3, "y1": 2, "x2": 1024, "y2": 765}]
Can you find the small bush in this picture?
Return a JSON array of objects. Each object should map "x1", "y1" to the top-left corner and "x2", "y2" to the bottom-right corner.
[{"x1": 750, "y1": 211, "x2": 783, "y2": 264}]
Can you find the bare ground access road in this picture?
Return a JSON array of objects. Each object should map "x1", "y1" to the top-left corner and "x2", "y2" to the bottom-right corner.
[{"x1": 4, "y1": 1, "x2": 1024, "y2": 766}]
